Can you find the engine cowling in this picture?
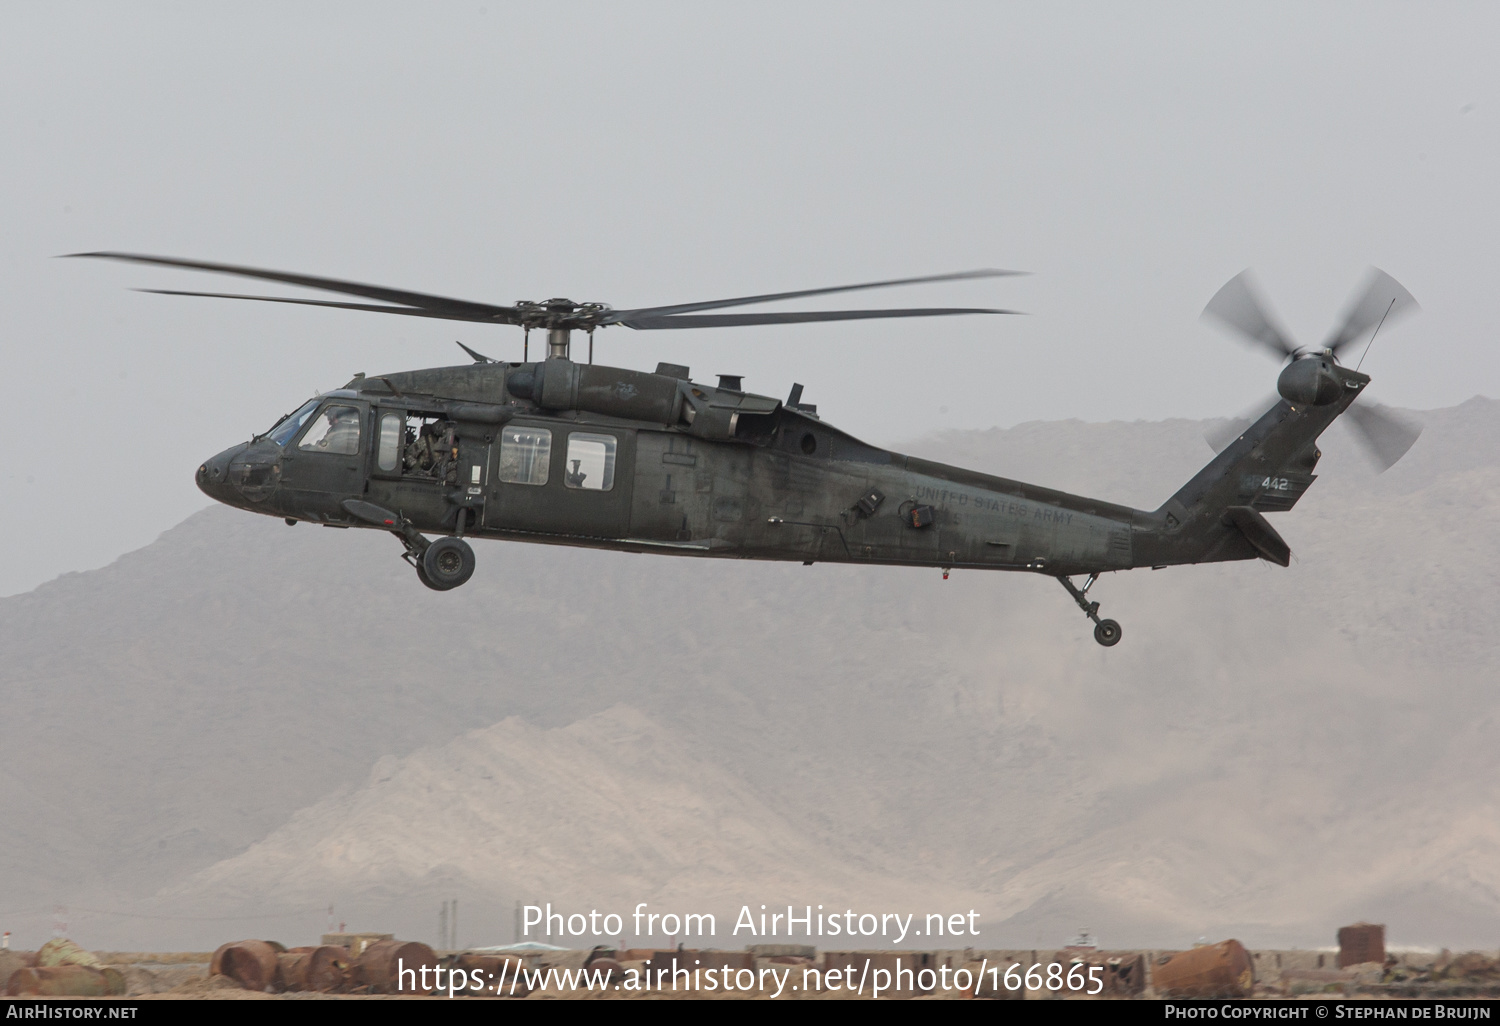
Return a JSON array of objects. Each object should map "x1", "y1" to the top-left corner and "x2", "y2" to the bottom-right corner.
[{"x1": 506, "y1": 359, "x2": 684, "y2": 423}]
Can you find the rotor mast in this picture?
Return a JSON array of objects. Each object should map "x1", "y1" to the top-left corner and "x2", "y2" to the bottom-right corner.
[{"x1": 547, "y1": 327, "x2": 570, "y2": 360}]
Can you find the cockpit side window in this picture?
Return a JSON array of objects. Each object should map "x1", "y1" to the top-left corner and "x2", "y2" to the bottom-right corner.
[
  {"x1": 297, "y1": 405, "x2": 362, "y2": 455},
  {"x1": 266, "y1": 399, "x2": 321, "y2": 446}
]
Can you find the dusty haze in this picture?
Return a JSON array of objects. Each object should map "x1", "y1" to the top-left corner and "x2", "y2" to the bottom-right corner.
[
  {"x1": 3, "y1": 1, "x2": 1497, "y2": 954},
  {"x1": 1, "y1": 402, "x2": 1495, "y2": 952}
]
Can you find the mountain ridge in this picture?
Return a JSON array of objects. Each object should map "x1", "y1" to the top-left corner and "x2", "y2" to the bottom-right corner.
[{"x1": 1, "y1": 398, "x2": 1495, "y2": 950}]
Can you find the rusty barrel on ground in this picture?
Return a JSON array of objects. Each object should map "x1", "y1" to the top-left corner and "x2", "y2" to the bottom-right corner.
[
  {"x1": 7, "y1": 965, "x2": 126, "y2": 997},
  {"x1": 214, "y1": 939, "x2": 282, "y2": 992},
  {"x1": 304, "y1": 945, "x2": 351, "y2": 992},
  {"x1": 1153, "y1": 940, "x2": 1254, "y2": 998},
  {"x1": 276, "y1": 945, "x2": 347, "y2": 991},
  {"x1": 355, "y1": 940, "x2": 439, "y2": 994},
  {"x1": 277, "y1": 951, "x2": 311, "y2": 991}
]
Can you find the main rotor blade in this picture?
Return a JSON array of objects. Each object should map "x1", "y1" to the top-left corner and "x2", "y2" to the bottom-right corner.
[
  {"x1": 1201, "y1": 269, "x2": 1298, "y2": 360},
  {"x1": 68, "y1": 251, "x2": 520, "y2": 323},
  {"x1": 1322, "y1": 267, "x2": 1419, "y2": 356},
  {"x1": 614, "y1": 307, "x2": 1018, "y2": 330},
  {"x1": 604, "y1": 269, "x2": 1023, "y2": 322},
  {"x1": 134, "y1": 289, "x2": 517, "y2": 323},
  {"x1": 1344, "y1": 399, "x2": 1422, "y2": 472}
]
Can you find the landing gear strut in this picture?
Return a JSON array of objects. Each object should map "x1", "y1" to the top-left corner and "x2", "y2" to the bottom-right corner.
[
  {"x1": 1057, "y1": 573, "x2": 1122, "y2": 647},
  {"x1": 341, "y1": 499, "x2": 479, "y2": 593}
]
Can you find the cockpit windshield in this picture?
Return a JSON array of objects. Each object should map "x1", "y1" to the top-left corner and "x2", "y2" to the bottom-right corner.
[{"x1": 265, "y1": 399, "x2": 321, "y2": 446}]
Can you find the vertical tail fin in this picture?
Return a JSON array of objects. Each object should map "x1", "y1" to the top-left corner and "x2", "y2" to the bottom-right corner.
[{"x1": 1133, "y1": 366, "x2": 1369, "y2": 568}]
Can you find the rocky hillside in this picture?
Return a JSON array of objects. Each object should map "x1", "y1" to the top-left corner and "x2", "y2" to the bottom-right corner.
[{"x1": 1, "y1": 398, "x2": 1495, "y2": 951}]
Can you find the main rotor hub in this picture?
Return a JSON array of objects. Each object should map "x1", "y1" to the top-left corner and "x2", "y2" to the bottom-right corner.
[{"x1": 513, "y1": 298, "x2": 612, "y2": 338}]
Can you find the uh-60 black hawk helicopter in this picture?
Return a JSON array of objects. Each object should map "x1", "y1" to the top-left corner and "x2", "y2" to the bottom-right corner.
[{"x1": 74, "y1": 253, "x2": 1422, "y2": 646}]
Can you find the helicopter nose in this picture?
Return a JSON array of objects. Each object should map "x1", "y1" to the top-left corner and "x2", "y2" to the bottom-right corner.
[{"x1": 196, "y1": 446, "x2": 239, "y2": 503}]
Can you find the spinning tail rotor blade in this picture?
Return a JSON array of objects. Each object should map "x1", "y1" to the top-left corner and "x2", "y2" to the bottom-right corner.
[
  {"x1": 1344, "y1": 399, "x2": 1422, "y2": 472},
  {"x1": 1322, "y1": 268, "x2": 1418, "y2": 357},
  {"x1": 1201, "y1": 270, "x2": 1299, "y2": 360}
]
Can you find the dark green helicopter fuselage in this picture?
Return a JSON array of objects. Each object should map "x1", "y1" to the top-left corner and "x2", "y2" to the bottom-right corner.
[
  {"x1": 197, "y1": 356, "x2": 1363, "y2": 583},
  {"x1": 68, "y1": 250, "x2": 1410, "y2": 644}
]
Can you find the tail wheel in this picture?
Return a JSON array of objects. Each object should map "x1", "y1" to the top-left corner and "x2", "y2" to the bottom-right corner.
[
  {"x1": 1093, "y1": 619, "x2": 1122, "y2": 647},
  {"x1": 420, "y1": 537, "x2": 475, "y2": 590}
]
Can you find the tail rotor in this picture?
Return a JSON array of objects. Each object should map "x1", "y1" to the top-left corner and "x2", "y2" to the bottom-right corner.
[
  {"x1": 1199, "y1": 268, "x2": 1423, "y2": 472},
  {"x1": 1342, "y1": 399, "x2": 1423, "y2": 472}
]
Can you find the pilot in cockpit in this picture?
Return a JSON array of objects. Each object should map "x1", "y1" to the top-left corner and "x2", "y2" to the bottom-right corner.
[
  {"x1": 300, "y1": 405, "x2": 361, "y2": 455},
  {"x1": 321, "y1": 406, "x2": 361, "y2": 454}
]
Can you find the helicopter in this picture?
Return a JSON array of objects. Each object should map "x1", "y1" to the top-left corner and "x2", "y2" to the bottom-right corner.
[{"x1": 71, "y1": 253, "x2": 1421, "y2": 645}]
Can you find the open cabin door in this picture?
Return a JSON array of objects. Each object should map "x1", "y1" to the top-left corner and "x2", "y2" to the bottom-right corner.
[{"x1": 368, "y1": 407, "x2": 492, "y2": 533}]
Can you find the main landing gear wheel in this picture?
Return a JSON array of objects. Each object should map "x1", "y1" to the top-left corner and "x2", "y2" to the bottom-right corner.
[
  {"x1": 415, "y1": 559, "x2": 436, "y2": 590},
  {"x1": 419, "y1": 536, "x2": 475, "y2": 591},
  {"x1": 1057, "y1": 573, "x2": 1124, "y2": 647}
]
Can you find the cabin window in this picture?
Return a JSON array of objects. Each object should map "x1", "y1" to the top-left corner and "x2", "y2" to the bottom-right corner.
[
  {"x1": 376, "y1": 414, "x2": 402, "y2": 472},
  {"x1": 297, "y1": 405, "x2": 361, "y2": 455},
  {"x1": 498, "y1": 426, "x2": 552, "y2": 485},
  {"x1": 564, "y1": 432, "x2": 617, "y2": 491}
]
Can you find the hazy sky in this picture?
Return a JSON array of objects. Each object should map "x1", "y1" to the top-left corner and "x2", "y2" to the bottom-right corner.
[{"x1": 3, "y1": 1, "x2": 1496, "y2": 596}]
